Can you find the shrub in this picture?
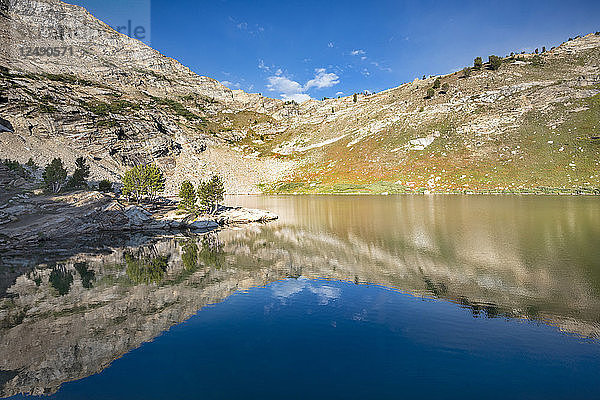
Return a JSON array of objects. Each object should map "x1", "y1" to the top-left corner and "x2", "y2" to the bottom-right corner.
[
  {"x1": 178, "y1": 180, "x2": 197, "y2": 212},
  {"x1": 441, "y1": 82, "x2": 449, "y2": 93},
  {"x1": 432, "y1": 78, "x2": 441, "y2": 89},
  {"x1": 67, "y1": 157, "x2": 90, "y2": 189},
  {"x1": 43, "y1": 158, "x2": 67, "y2": 193},
  {"x1": 198, "y1": 174, "x2": 225, "y2": 214},
  {"x1": 353, "y1": 93, "x2": 358, "y2": 103},
  {"x1": 531, "y1": 55, "x2": 543, "y2": 66},
  {"x1": 474, "y1": 57, "x2": 483, "y2": 70},
  {"x1": 534, "y1": 48, "x2": 539, "y2": 54},
  {"x1": 2, "y1": 159, "x2": 29, "y2": 178},
  {"x1": 462, "y1": 67, "x2": 471, "y2": 78},
  {"x1": 122, "y1": 164, "x2": 165, "y2": 203},
  {"x1": 426, "y1": 88, "x2": 435, "y2": 99},
  {"x1": 25, "y1": 158, "x2": 38, "y2": 171},
  {"x1": 488, "y1": 55, "x2": 501, "y2": 70},
  {"x1": 542, "y1": 46, "x2": 546, "y2": 52},
  {"x1": 98, "y1": 179, "x2": 112, "y2": 192}
]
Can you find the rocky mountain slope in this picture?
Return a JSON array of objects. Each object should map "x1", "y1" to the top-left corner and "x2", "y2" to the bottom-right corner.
[
  {"x1": 0, "y1": 0, "x2": 599, "y2": 194},
  {"x1": 259, "y1": 34, "x2": 600, "y2": 193},
  {"x1": 0, "y1": 0, "x2": 296, "y2": 194}
]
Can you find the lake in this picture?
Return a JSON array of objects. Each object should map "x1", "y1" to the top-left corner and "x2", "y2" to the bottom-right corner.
[{"x1": 2, "y1": 195, "x2": 600, "y2": 399}]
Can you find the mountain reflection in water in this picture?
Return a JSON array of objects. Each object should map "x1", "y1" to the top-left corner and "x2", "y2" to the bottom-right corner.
[{"x1": 0, "y1": 195, "x2": 599, "y2": 397}]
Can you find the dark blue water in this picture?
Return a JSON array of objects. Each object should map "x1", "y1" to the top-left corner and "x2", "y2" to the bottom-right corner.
[{"x1": 19, "y1": 278, "x2": 599, "y2": 400}]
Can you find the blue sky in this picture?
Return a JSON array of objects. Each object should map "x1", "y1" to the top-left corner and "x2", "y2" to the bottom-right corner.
[{"x1": 74, "y1": 0, "x2": 600, "y2": 101}]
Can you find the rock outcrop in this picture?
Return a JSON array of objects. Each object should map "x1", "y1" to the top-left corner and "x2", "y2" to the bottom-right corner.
[{"x1": 0, "y1": 190, "x2": 277, "y2": 251}]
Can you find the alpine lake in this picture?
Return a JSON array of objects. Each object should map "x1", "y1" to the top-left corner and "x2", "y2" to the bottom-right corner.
[{"x1": 2, "y1": 195, "x2": 600, "y2": 399}]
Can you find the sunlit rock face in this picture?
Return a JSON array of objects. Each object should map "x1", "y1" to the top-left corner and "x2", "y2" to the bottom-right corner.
[
  {"x1": 1, "y1": 0, "x2": 234, "y2": 101},
  {"x1": 1, "y1": 196, "x2": 599, "y2": 397}
]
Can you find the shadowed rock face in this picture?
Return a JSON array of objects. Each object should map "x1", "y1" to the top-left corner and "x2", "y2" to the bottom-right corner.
[{"x1": 1, "y1": 196, "x2": 599, "y2": 397}]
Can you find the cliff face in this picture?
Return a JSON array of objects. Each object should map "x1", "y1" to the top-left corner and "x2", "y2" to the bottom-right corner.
[
  {"x1": 0, "y1": 0, "x2": 295, "y2": 193},
  {"x1": 0, "y1": 0, "x2": 599, "y2": 194}
]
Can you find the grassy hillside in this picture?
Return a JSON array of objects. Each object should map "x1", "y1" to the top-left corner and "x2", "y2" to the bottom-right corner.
[{"x1": 256, "y1": 34, "x2": 600, "y2": 194}]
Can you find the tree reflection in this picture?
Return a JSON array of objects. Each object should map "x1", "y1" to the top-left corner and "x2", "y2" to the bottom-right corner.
[
  {"x1": 181, "y1": 239, "x2": 199, "y2": 271},
  {"x1": 125, "y1": 251, "x2": 169, "y2": 285},
  {"x1": 199, "y1": 233, "x2": 225, "y2": 269},
  {"x1": 49, "y1": 265, "x2": 73, "y2": 295},
  {"x1": 74, "y1": 262, "x2": 95, "y2": 289}
]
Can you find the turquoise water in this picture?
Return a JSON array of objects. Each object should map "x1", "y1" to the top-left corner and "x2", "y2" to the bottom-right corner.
[{"x1": 3, "y1": 195, "x2": 600, "y2": 398}]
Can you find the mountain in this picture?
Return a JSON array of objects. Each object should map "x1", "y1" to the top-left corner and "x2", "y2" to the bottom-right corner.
[{"x1": 1, "y1": 0, "x2": 599, "y2": 194}]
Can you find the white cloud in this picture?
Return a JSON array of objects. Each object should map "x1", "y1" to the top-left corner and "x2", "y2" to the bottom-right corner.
[
  {"x1": 221, "y1": 80, "x2": 241, "y2": 89},
  {"x1": 350, "y1": 49, "x2": 366, "y2": 56},
  {"x1": 371, "y1": 61, "x2": 392, "y2": 72},
  {"x1": 258, "y1": 59, "x2": 270, "y2": 72},
  {"x1": 309, "y1": 285, "x2": 341, "y2": 305},
  {"x1": 267, "y1": 75, "x2": 303, "y2": 94},
  {"x1": 265, "y1": 67, "x2": 340, "y2": 103},
  {"x1": 304, "y1": 68, "x2": 339, "y2": 90},
  {"x1": 328, "y1": 42, "x2": 334, "y2": 48},
  {"x1": 282, "y1": 93, "x2": 312, "y2": 102},
  {"x1": 231, "y1": 17, "x2": 264, "y2": 35},
  {"x1": 335, "y1": 91, "x2": 344, "y2": 96},
  {"x1": 272, "y1": 278, "x2": 307, "y2": 300}
]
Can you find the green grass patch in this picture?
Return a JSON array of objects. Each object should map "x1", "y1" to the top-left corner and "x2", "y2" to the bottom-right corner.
[{"x1": 151, "y1": 96, "x2": 198, "y2": 120}]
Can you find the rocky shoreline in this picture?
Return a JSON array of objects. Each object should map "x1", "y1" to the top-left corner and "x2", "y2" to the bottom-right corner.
[{"x1": 0, "y1": 190, "x2": 278, "y2": 252}]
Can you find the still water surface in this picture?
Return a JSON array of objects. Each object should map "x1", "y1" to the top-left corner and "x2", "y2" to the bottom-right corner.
[{"x1": 2, "y1": 195, "x2": 600, "y2": 399}]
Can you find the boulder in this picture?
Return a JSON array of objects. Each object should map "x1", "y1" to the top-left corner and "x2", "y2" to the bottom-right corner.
[
  {"x1": 216, "y1": 207, "x2": 278, "y2": 225},
  {"x1": 123, "y1": 205, "x2": 153, "y2": 226},
  {"x1": 188, "y1": 219, "x2": 219, "y2": 230}
]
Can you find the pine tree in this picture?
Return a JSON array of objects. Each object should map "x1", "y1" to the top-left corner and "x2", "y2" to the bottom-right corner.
[
  {"x1": 198, "y1": 175, "x2": 225, "y2": 214},
  {"x1": 122, "y1": 164, "x2": 165, "y2": 203},
  {"x1": 474, "y1": 57, "x2": 483, "y2": 70},
  {"x1": 426, "y1": 88, "x2": 435, "y2": 99},
  {"x1": 145, "y1": 164, "x2": 165, "y2": 202},
  {"x1": 178, "y1": 180, "x2": 197, "y2": 212},
  {"x1": 462, "y1": 67, "x2": 471, "y2": 78},
  {"x1": 67, "y1": 157, "x2": 90, "y2": 189},
  {"x1": 353, "y1": 93, "x2": 358, "y2": 103},
  {"x1": 43, "y1": 158, "x2": 67, "y2": 193},
  {"x1": 488, "y1": 55, "x2": 501, "y2": 71},
  {"x1": 98, "y1": 179, "x2": 112, "y2": 192},
  {"x1": 433, "y1": 78, "x2": 441, "y2": 89}
]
